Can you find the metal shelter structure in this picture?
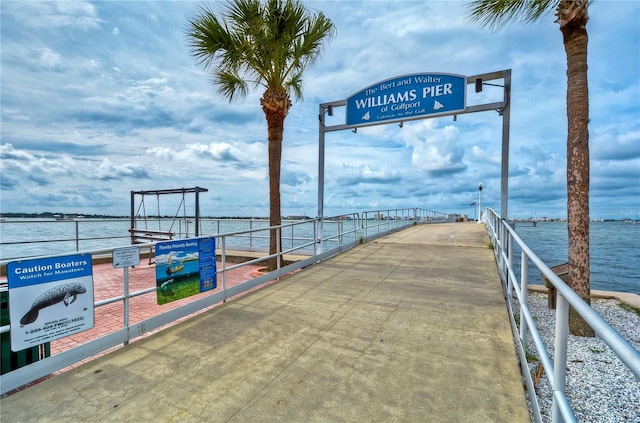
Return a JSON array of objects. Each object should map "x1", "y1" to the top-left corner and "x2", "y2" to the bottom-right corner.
[
  {"x1": 316, "y1": 69, "x2": 511, "y2": 248},
  {"x1": 129, "y1": 187, "x2": 208, "y2": 243}
]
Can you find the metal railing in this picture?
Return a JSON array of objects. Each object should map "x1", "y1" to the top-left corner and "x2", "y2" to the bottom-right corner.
[
  {"x1": 0, "y1": 209, "x2": 446, "y2": 395},
  {"x1": 0, "y1": 211, "x2": 457, "y2": 262},
  {"x1": 0, "y1": 219, "x2": 133, "y2": 260},
  {"x1": 203, "y1": 217, "x2": 362, "y2": 255},
  {"x1": 483, "y1": 208, "x2": 640, "y2": 423},
  {"x1": 0, "y1": 218, "x2": 306, "y2": 261},
  {"x1": 360, "y1": 208, "x2": 456, "y2": 240}
]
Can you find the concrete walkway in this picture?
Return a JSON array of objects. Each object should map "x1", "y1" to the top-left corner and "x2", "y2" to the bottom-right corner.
[{"x1": 0, "y1": 223, "x2": 530, "y2": 422}]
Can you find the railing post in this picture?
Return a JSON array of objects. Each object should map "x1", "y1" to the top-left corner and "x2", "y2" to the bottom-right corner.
[
  {"x1": 75, "y1": 221, "x2": 80, "y2": 252},
  {"x1": 123, "y1": 266, "x2": 130, "y2": 345},
  {"x1": 501, "y1": 223, "x2": 508, "y2": 281},
  {"x1": 221, "y1": 236, "x2": 227, "y2": 302},
  {"x1": 276, "y1": 227, "x2": 281, "y2": 278},
  {"x1": 507, "y1": 234, "x2": 514, "y2": 302},
  {"x1": 520, "y1": 252, "x2": 528, "y2": 349},
  {"x1": 289, "y1": 224, "x2": 296, "y2": 250},
  {"x1": 497, "y1": 221, "x2": 502, "y2": 268},
  {"x1": 313, "y1": 219, "x2": 318, "y2": 260},
  {"x1": 552, "y1": 293, "x2": 570, "y2": 423}
]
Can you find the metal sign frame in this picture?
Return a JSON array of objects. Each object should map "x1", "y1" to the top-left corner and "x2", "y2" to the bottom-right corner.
[{"x1": 316, "y1": 69, "x2": 511, "y2": 251}]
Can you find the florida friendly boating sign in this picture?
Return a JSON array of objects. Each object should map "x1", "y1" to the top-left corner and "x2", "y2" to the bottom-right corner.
[
  {"x1": 155, "y1": 237, "x2": 217, "y2": 305},
  {"x1": 345, "y1": 73, "x2": 467, "y2": 127}
]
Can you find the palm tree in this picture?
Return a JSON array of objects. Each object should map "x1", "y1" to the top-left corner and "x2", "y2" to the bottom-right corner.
[
  {"x1": 467, "y1": 0, "x2": 594, "y2": 337},
  {"x1": 187, "y1": 0, "x2": 335, "y2": 270}
]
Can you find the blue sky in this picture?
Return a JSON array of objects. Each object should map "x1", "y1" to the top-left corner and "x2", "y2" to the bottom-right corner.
[{"x1": 1, "y1": 1, "x2": 638, "y2": 220}]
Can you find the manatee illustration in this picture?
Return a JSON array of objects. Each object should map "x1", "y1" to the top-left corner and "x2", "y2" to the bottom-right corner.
[
  {"x1": 159, "y1": 278, "x2": 176, "y2": 297},
  {"x1": 20, "y1": 282, "x2": 87, "y2": 326}
]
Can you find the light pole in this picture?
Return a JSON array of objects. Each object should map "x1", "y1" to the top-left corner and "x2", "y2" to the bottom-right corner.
[{"x1": 477, "y1": 183, "x2": 483, "y2": 223}]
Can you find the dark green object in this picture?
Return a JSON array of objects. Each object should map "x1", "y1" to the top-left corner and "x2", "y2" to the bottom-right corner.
[{"x1": 1, "y1": 288, "x2": 50, "y2": 375}]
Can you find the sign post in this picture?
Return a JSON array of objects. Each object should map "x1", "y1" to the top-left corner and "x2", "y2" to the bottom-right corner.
[{"x1": 113, "y1": 246, "x2": 140, "y2": 340}]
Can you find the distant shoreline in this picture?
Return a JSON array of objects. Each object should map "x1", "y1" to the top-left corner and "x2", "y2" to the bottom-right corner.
[
  {"x1": 0, "y1": 213, "x2": 274, "y2": 220},
  {"x1": 2, "y1": 213, "x2": 638, "y2": 222}
]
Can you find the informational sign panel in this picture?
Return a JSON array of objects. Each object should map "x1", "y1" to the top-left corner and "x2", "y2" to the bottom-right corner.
[
  {"x1": 7, "y1": 254, "x2": 94, "y2": 351},
  {"x1": 155, "y1": 238, "x2": 217, "y2": 305},
  {"x1": 346, "y1": 73, "x2": 467, "y2": 127},
  {"x1": 113, "y1": 246, "x2": 140, "y2": 268}
]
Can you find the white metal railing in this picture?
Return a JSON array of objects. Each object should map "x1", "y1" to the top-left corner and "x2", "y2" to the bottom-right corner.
[
  {"x1": 360, "y1": 208, "x2": 456, "y2": 240},
  {"x1": 0, "y1": 218, "x2": 133, "y2": 260},
  {"x1": 0, "y1": 209, "x2": 449, "y2": 394},
  {"x1": 0, "y1": 211, "x2": 459, "y2": 261},
  {"x1": 483, "y1": 208, "x2": 640, "y2": 423}
]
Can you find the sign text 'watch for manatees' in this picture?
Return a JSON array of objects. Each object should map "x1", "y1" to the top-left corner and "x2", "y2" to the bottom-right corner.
[{"x1": 345, "y1": 73, "x2": 467, "y2": 128}]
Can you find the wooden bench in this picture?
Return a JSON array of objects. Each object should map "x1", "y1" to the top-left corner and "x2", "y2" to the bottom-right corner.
[
  {"x1": 129, "y1": 229, "x2": 176, "y2": 264},
  {"x1": 129, "y1": 228, "x2": 176, "y2": 243},
  {"x1": 541, "y1": 262, "x2": 569, "y2": 310}
]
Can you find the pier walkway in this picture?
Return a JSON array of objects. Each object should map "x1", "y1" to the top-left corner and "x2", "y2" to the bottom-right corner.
[{"x1": 0, "y1": 222, "x2": 529, "y2": 422}]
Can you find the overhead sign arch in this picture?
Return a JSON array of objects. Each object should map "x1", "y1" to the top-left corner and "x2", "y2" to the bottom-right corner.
[{"x1": 316, "y1": 69, "x2": 511, "y2": 247}]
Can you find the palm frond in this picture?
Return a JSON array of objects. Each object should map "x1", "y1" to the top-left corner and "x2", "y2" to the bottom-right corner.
[
  {"x1": 466, "y1": 0, "x2": 557, "y2": 30},
  {"x1": 284, "y1": 71, "x2": 304, "y2": 100},
  {"x1": 186, "y1": 0, "x2": 334, "y2": 103},
  {"x1": 215, "y1": 71, "x2": 249, "y2": 102}
]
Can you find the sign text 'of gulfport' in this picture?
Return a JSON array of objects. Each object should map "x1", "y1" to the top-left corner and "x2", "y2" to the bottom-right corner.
[{"x1": 345, "y1": 73, "x2": 467, "y2": 128}]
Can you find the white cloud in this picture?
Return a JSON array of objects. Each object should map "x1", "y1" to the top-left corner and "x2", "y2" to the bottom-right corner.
[
  {"x1": 4, "y1": 1, "x2": 103, "y2": 30},
  {"x1": 38, "y1": 47, "x2": 62, "y2": 68},
  {"x1": 0, "y1": 0, "x2": 638, "y2": 219},
  {"x1": 401, "y1": 120, "x2": 466, "y2": 175}
]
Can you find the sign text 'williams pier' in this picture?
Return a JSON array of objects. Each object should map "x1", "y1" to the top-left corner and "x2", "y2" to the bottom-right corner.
[{"x1": 345, "y1": 73, "x2": 467, "y2": 128}]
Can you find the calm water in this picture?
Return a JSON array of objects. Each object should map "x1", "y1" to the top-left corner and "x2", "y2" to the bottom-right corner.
[
  {"x1": 1, "y1": 219, "x2": 638, "y2": 294},
  {"x1": 513, "y1": 221, "x2": 640, "y2": 295}
]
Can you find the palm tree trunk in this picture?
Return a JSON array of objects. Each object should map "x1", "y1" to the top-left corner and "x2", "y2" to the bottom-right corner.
[
  {"x1": 267, "y1": 118, "x2": 283, "y2": 270},
  {"x1": 262, "y1": 87, "x2": 290, "y2": 271},
  {"x1": 561, "y1": 9, "x2": 594, "y2": 337}
]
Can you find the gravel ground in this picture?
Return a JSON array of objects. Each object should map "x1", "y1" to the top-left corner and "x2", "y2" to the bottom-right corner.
[{"x1": 516, "y1": 293, "x2": 640, "y2": 422}]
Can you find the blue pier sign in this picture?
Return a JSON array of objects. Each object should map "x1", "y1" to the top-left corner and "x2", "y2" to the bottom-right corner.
[{"x1": 345, "y1": 73, "x2": 467, "y2": 128}]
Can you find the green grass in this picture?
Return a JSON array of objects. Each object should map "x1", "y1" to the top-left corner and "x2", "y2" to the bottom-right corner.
[
  {"x1": 525, "y1": 351, "x2": 540, "y2": 363},
  {"x1": 157, "y1": 274, "x2": 202, "y2": 305},
  {"x1": 617, "y1": 302, "x2": 640, "y2": 317}
]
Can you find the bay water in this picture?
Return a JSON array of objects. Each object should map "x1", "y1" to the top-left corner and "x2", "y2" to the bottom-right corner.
[{"x1": 513, "y1": 220, "x2": 639, "y2": 295}]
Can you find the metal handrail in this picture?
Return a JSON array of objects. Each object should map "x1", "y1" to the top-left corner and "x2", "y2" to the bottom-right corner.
[
  {"x1": 360, "y1": 208, "x2": 457, "y2": 240},
  {"x1": 484, "y1": 207, "x2": 640, "y2": 423},
  {"x1": 0, "y1": 217, "x2": 360, "y2": 262},
  {"x1": 1, "y1": 211, "x2": 455, "y2": 262}
]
